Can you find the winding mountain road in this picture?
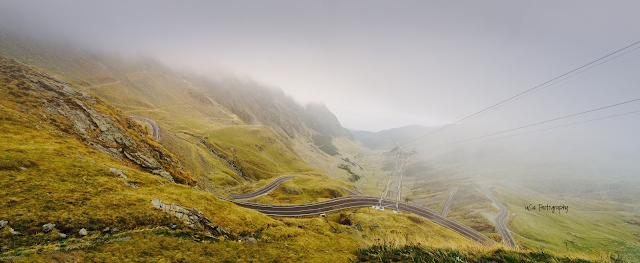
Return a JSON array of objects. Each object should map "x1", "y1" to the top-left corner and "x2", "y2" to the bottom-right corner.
[
  {"x1": 220, "y1": 175, "x2": 495, "y2": 246},
  {"x1": 440, "y1": 188, "x2": 459, "y2": 215},
  {"x1": 131, "y1": 117, "x2": 161, "y2": 140},
  {"x1": 220, "y1": 195, "x2": 494, "y2": 246},
  {"x1": 482, "y1": 186, "x2": 518, "y2": 250},
  {"x1": 229, "y1": 175, "x2": 298, "y2": 200},
  {"x1": 330, "y1": 160, "x2": 338, "y2": 178},
  {"x1": 129, "y1": 117, "x2": 495, "y2": 245},
  {"x1": 339, "y1": 187, "x2": 361, "y2": 196}
]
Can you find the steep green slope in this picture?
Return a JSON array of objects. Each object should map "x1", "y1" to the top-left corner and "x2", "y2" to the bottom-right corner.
[
  {"x1": 0, "y1": 56, "x2": 191, "y2": 184},
  {"x1": 0, "y1": 56, "x2": 275, "y2": 247},
  {"x1": 0, "y1": 37, "x2": 612, "y2": 262},
  {"x1": 0, "y1": 57, "x2": 399, "y2": 262},
  {"x1": 0, "y1": 31, "x2": 351, "y2": 192}
]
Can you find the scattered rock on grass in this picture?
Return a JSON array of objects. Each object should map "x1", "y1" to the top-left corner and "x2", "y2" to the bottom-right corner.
[
  {"x1": 108, "y1": 168, "x2": 127, "y2": 179},
  {"x1": 9, "y1": 228, "x2": 21, "y2": 236},
  {"x1": 210, "y1": 225, "x2": 230, "y2": 236},
  {"x1": 42, "y1": 223, "x2": 55, "y2": 233},
  {"x1": 1, "y1": 246, "x2": 10, "y2": 252},
  {"x1": 279, "y1": 185, "x2": 301, "y2": 195},
  {"x1": 151, "y1": 199, "x2": 213, "y2": 230},
  {"x1": 79, "y1": 228, "x2": 87, "y2": 236},
  {"x1": 353, "y1": 223, "x2": 364, "y2": 232},
  {"x1": 0, "y1": 220, "x2": 7, "y2": 230},
  {"x1": 59, "y1": 233, "x2": 67, "y2": 239},
  {"x1": 370, "y1": 224, "x2": 379, "y2": 230},
  {"x1": 152, "y1": 170, "x2": 175, "y2": 183}
]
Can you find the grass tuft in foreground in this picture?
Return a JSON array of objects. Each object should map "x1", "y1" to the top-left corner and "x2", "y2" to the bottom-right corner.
[{"x1": 352, "y1": 245, "x2": 614, "y2": 263}]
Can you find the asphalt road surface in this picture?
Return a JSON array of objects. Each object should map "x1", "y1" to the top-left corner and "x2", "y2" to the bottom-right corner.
[
  {"x1": 331, "y1": 160, "x2": 338, "y2": 178},
  {"x1": 131, "y1": 117, "x2": 161, "y2": 140},
  {"x1": 482, "y1": 186, "x2": 519, "y2": 250},
  {"x1": 221, "y1": 195, "x2": 495, "y2": 247},
  {"x1": 222, "y1": 175, "x2": 494, "y2": 246},
  {"x1": 229, "y1": 175, "x2": 298, "y2": 200},
  {"x1": 440, "y1": 188, "x2": 459, "y2": 216}
]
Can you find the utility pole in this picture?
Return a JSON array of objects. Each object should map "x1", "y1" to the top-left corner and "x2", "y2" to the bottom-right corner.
[{"x1": 374, "y1": 142, "x2": 416, "y2": 213}]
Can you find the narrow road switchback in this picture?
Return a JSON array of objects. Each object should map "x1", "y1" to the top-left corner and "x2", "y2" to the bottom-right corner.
[
  {"x1": 482, "y1": 186, "x2": 519, "y2": 250},
  {"x1": 219, "y1": 176, "x2": 495, "y2": 247},
  {"x1": 132, "y1": 116, "x2": 161, "y2": 140},
  {"x1": 219, "y1": 195, "x2": 495, "y2": 247},
  {"x1": 440, "y1": 188, "x2": 458, "y2": 215},
  {"x1": 229, "y1": 175, "x2": 298, "y2": 200}
]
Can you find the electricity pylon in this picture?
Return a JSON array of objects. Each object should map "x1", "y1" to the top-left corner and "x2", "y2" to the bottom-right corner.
[{"x1": 374, "y1": 142, "x2": 416, "y2": 213}]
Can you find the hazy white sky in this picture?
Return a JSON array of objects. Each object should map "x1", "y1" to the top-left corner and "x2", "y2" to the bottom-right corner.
[{"x1": 2, "y1": 0, "x2": 640, "y2": 131}]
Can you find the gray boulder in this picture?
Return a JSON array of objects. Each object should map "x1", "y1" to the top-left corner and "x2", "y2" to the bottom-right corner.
[
  {"x1": 151, "y1": 198, "x2": 163, "y2": 209},
  {"x1": 370, "y1": 223, "x2": 380, "y2": 230},
  {"x1": 59, "y1": 233, "x2": 67, "y2": 239},
  {"x1": 209, "y1": 225, "x2": 230, "y2": 236},
  {"x1": 152, "y1": 170, "x2": 175, "y2": 183},
  {"x1": 42, "y1": 223, "x2": 55, "y2": 233},
  {"x1": 0, "y1": 220, "x2": 7, "y2": 230},
  {"x1": 79, "y1": 228, "x2": 88, "y2": 236},
  {"x1": 353, "y1": 223, "x2": 364, "y2": 232},
  {"x1": 9, "y1": 228, "x2": 21, "y2": 236}
]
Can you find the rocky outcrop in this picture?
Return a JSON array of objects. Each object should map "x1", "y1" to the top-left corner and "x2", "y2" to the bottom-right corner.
[
  {"x1": 42, "y1": 223, "x2": 55, "y2": 233},
  {"x1": 151, "y1": 199, "x2": 230, "y2": 237},
  {"x1": 102, "y1": 227, "x2": 119, "y2": 234},
  {"x1": 151, "y1": 170, "x2": 175, "y2": 183},
  {"x1": 9, "y1": 228, "x2": 20, "y2": 236},
  {"x1": 326, "y1": 188, "x2": 343, "y2": 198},
  {"x1": 0, "y1": 57, "x2": 194, "y2": 185},
  {"x1": 101, "y1": 164, "x2": 163, "y2": 187},
  {"x1": 279, "y1": 185, "x2": 302, "y2": 195},
  {"x1": 151, "y1": 199, "x2": 209, "y2": 229}
]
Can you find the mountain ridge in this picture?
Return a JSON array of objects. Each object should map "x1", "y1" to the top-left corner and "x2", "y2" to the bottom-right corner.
[
  {"x1": 351, "y1": 124, "x2": 439, "y2": 150},
  {"x1": 0, "y1": 30, "x2": 354, "y2": 188}
]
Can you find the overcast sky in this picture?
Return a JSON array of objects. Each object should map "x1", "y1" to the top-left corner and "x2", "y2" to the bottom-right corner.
[{"x1": 2, "y1": 0, "x2": 640, "y2": 132}]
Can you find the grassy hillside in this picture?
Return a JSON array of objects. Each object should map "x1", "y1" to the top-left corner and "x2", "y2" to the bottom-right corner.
[
  {"x1": 344, "y1": 145, "x2": 626, "y2": 262},
  {"x1": 0, "y1": 31, "x2": 619, "y2": 262},
  {"x1": 0, "y1": 30, "x2": 350, "y2": 193},
  {"x1": 354, "y1": 245, "x2": 605, "y2": 263},
  {"x1": 0, "y1": 57, "x2": 496, "y2": 262}
]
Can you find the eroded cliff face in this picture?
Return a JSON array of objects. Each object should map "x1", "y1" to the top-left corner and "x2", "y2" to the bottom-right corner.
[{"x1": 0, "y1": 56, "x2": 194, "y2": 185}]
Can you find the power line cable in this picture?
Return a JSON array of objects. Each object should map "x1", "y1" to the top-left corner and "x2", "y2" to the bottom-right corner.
[
  {"x1": 427, "y1": 98, "x2": 640, "y2": 148},
  {"x1": 447, "y1": 110, "x2": 640, "y2": 149},
  {"x1": 402, "y1": 40, "x2": 640, "y2": 146},
  {"x1": 471, "y1": 45, "x2": 640, "y2": 118}
]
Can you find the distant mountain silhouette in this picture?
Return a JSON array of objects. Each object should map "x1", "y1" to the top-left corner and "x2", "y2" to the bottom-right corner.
[{"x1": 350, "y1": 124, "x2": 439, "y2": 150}]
